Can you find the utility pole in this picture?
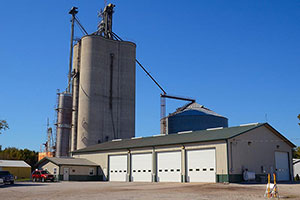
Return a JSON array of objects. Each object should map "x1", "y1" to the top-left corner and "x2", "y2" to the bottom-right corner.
[{"x1": 67, "y1": 7, "x2": 78, "y2": 93}]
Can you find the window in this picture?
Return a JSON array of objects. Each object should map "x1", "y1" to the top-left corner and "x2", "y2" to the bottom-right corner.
[
  {"x1": 54, "y1": 168, "x2": 57, "y2": 175},
  {"x1": 89, "y1": 168, "x2": 94, "y2": 176}
]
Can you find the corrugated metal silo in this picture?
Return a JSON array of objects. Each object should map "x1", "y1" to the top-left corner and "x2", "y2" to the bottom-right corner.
[
  {"x1": 75, "y1": 35, "x2": 136, "y2": 150},
  {"x1": 56, "y1": 92, "x2": 72, "y2": 157},
  {"x1": 163, "y1": 102, "x2": 228, "y2": 134}
]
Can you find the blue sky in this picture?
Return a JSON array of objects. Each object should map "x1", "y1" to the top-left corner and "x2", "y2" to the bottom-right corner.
[{"x1": 0, "y1": 0, "x2": 299, "y2": 151}]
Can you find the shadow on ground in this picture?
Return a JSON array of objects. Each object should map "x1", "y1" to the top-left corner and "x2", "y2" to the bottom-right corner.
[
  {"x1": 0, "y1": 183, "x2": 48, "y2": 188},
  {"x1": 236, "y1": 181, "x2": 300, "y2": 185}
]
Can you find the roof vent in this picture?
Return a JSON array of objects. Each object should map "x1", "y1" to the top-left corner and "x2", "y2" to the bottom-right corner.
[
  {"x1": 178, "y1": 130, "x2": 193, "y2": 134},
  {"x1": 206, "y1": 127, "x2": 224, "y2": 131},
  {"x1": 112, "y1": 139, "x2": 122, "y2": 142},
  {"x1": 153, "y1": 134, "x2": 164, "y2": 137},
  {"x1": 240, "y1": 122, "x2": 259, "y2": 127}
]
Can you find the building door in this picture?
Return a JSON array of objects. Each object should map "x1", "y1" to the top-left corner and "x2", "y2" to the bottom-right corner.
[
  {"x1": 109, "y1": 155, "x2": 127, "y2": 181},
  {"x1": 157, "y1": 151, "x2": 181, "y2": 182},
  {"x1": 63, "y1": 168, "x2": 69, "y2": 181},
  {"x1": 275, "y1": 151, "x2": 290, "y2": 181},
  {"x1": 186, "y1": 149, "x2": 216, "y2": 182},
  {"x1": 131, "y1": 153, "x2": 152, "y2": 182}
]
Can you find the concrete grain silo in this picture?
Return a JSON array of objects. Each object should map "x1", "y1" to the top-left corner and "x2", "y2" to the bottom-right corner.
[
  {"x1": 70, "y1": 41, "x2": 80, "y2": 152},
  {"x1": 162, "y1": 102, "x2": 228, "y2": 134},
  {"x1": 71, "y1": 4, "x2": 136, "y2": 150},
  {"x1": 55, "y1": 92, "x2": 73, "y2": 157}
]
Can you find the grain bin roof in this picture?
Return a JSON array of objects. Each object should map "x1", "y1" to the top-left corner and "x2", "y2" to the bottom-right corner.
[
  {"x1": 37, "y1": 157, "x2": 98, "y2": 167},
  {"x1": 0, "y1": 160, "x2": 31, "y2": 168},
  {"x1": 168, "y1": 102, "x2": 226, "y2": 118},
  {"x1": 72, "y1": 123, "x2": 295, "y2": 154}
]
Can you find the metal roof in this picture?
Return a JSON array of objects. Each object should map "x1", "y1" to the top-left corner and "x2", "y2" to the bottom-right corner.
[
  {"x1": 167, "y1": 102, "x2": 226, "y2": 118},
  {"x1": 0, "y1": 160, "x2": 31, "y2": 168},
  {"x1": 293, "y1": 159, "x2": 300, "y2": 165},
  {"x1": 73, "y1": 123, "x2": 294, "y2": 154},
  {"x1": 38, "y1": 157, "x2": 98, "y2": 166}
]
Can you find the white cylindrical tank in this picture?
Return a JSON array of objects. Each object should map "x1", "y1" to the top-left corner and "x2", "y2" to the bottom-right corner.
[{"x1": 76, "y1": 35, "x2": 136, "y2": 150}]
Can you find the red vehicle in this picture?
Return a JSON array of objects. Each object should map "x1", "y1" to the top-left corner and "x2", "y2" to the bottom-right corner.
[{"x1": 32, "y1": 170, "x2": 54, "y2": 182}]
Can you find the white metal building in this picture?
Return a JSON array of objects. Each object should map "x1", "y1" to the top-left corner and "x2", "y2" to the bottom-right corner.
[
  {"x1": 36, "y1": 157, "x2": 100, "y2": 181},
  {"x1": 71, "y1": 123, "x2": 295, "y2": 183},
  {"x1": 293, "y1": 159, "x2": 300, "y2": 178}
]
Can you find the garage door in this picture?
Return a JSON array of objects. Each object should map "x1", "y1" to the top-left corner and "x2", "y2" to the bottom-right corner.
[
  {"x1": 109, "y1": 155, "x2": 127, "y2": 181},
  {"x1": 131, "y1": 153, "x2": 152, "y2": 182},
  {"x1": 157, "y1": 151, "x2": 181, "y2": 182},
  {"x1": 275, "y1": 151, "x2": 290, "y2": 181},
  {"x1": 186, "y1": 149, "x2": 216, "y2": 182}
]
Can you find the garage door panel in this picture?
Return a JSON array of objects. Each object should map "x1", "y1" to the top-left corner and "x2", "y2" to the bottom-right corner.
[
  {"x1": 187, "y1": 149, "x2": 216, "y2": 183},
  {"x1": 157, "y1": 151, "x2": 181, "y2": 182},
  {"x1": 132, "y1": 153, "x2": 152, "y2": 182},
  {"x1": 109, "y1": 155, "x2": 127, "y2": 181},
  {"x1": 275, "y1": 152, "x2": 290, "y2": 181}
]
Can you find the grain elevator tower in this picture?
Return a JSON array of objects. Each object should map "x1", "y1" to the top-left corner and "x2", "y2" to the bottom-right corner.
[{"x1": 71, "y1": 4, "x2": 136, "y2": 151}]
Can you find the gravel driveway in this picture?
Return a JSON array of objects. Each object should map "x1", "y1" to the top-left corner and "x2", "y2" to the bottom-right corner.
[{"x1": 0, "y1": 181, "x2": 300, "y2": 200}]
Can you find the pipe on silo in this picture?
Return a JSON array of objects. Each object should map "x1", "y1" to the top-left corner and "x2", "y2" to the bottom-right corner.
[{"x1": 56, "y1": 92, "x2": 72, "y2": 157}]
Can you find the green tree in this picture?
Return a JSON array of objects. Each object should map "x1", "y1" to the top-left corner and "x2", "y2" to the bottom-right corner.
[
  {"x1": 298, "y1": 114, "x2": 300, "y2": 126},
  {"x1": 293, "y1": 146, "x2": 300, "y2": 159},
  {"x1": 0, "y1": 147, "x2": 38, "y2": 170},
  {"x1": 0, "y1": 120, "x2": 9, "y2": 134}
]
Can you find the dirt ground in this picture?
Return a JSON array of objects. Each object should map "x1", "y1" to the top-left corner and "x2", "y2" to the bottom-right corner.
[{"x1": 0, "y1": 181, "x2": 300, "y2": 200}]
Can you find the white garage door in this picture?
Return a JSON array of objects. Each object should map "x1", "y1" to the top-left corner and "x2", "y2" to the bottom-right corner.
[
  {"x1": 157, "y1": 151, "x2": 181, "y2": 182},
  {"x1": 275, "y1": 151, "x2": 290, "y2": 181},
  {"x1": 109, "y1": 155, "x2": 128, "y2": 181},
  {"x1": 186, "y1": 149, "x2": 216, "y2": 182},
  {"x1": 131, "y1": 153, "x2": 152, "y2": 182}
]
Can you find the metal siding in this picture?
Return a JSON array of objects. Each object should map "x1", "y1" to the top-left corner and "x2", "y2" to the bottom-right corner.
[{"x1": 168, "y1": 114, "x2": 228, "y2": 134}]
